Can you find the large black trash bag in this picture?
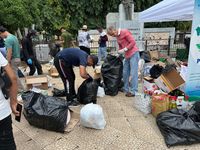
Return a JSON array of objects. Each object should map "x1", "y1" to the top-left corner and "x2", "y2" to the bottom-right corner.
[
  {"x1": 22, "y1": 91, "x2": 68, "y2": 132},
  {"x1": 52, "y1": 88, "x2": 66, "y2": 97},
  {"x1": 157, "y1": 101, "x2": 200, "y2": 147},
  {"x1": 150, "y1": 64, "x2": 163, "y2": 79},
  {"x1": 77, "y1": 78, "x2": 100, "y2": 104},
  {"x1": 101, "y1": 54, "x2": 123, "y2": 96},
  {"x1": 162, "y1": 64, "x2": 177, "y2": 74}
]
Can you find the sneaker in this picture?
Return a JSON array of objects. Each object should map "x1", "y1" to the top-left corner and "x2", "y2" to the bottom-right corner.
[{"x1": 125, "y1": 92, "x2": 135, "y2": 97}]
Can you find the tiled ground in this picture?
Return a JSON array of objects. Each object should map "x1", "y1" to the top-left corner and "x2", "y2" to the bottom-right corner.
[{"x1": 13, "y1": 66, "x2": 200, "y2": 150}]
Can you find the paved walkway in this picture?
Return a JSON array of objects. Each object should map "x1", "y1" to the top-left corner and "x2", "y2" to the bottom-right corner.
[{"x1": 13, "y1": 67, "x2": 200, "y2": 150}]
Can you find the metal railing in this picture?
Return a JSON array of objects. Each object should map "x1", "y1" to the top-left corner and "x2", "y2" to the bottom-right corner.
[
  {"x1": 89, "y1": 36, "x2": 188, "y2": 58},
  {"x1": 90, "y1": 40, "x2": 117, "y2": 55},
  {"x1": 32, "y1": 33, "x2": 189, "y2": 59}
]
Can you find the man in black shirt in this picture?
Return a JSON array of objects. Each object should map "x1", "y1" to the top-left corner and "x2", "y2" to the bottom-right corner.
[
  {"x1": 54, "y1": 48, "x2": 98, "y2": 105},
  {"x1": 21, "y1": 30, "x2": 43, "y2": 75}
]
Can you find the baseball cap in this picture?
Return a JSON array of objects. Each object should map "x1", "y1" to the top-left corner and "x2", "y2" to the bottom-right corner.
[
  {"x1": 82, "y1": 25, "x2": 87, "y2": 30},
  {"x1": 90, "y1": 55, "x2": 98, "y2": 68}
]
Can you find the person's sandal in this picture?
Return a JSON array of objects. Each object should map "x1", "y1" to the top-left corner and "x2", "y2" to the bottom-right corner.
[{"x1": 125, "y1": 92, "x2": 135, "y2": 97}]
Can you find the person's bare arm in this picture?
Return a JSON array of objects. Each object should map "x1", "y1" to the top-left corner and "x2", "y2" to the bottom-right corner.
[
  {"x1": 3, "y1": 63, "x2": 19, "y2": 116},
  {"x1": 79, "y1": 66, "x2": 90, "y2": 79},
  {"x1": 6, "y1": 48, "x2": 12, "y2": 63}
]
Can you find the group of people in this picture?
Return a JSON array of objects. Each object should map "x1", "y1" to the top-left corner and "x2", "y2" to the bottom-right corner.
[
  {"x1": 0, "y1": 24, "x2": 139, "y2": 149},
  {"x1": 77, "y1": 25, "x2": 140, "y2": 97},
  {"x1": 55, "y1": 25, "x2": 140, "y2": 106},
  {"x1": 77, "y1": 25, "x2": 108, "y2": 65}
]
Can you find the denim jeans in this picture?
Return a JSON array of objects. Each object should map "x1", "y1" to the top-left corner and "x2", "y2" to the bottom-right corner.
[
  {"x1": 123, "y1": 52, "x2": 140, "y2": 94},
  {"x1": 0, "y1": 115, "x2": 16, "y2": 150},
  {"x1": 98, "y1": 47, "x2": 107, "y2": 64},
  {"x1": 11, "y1": 58, "x2": 25, "y2": 92}
]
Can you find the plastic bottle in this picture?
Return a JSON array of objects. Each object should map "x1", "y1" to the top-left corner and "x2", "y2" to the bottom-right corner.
[{"x1": 169, "y1": 96, "x2": 177, "y2": 109}]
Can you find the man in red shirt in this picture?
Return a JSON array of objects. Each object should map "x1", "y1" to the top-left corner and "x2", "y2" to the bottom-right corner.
[{"x1": 107, "y1": 26, "x2": 140, "y2": 97}]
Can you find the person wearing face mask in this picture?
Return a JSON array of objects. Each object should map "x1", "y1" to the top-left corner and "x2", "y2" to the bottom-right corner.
[{"x1": 21, "y1": 29, "x2": 43, "y2": 75}]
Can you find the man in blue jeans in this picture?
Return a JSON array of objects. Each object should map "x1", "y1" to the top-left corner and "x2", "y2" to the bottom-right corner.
[
  {"x1": 0, "y1": 52, "x2": 19, "y2": 150},
  {"x1": 97, "y1": 27, "x2": 108, "y2": 65},
  {"x1": 107, "y1": 26, "x2": 140, "y2": 97}
]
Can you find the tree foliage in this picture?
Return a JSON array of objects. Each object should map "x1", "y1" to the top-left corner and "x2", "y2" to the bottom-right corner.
[
  {"x1": 0, "y1": 0, "x2": 32, "y2": 31},
  {"x1": 62, "y1": 0, "x2": 120, "y2": 32},
  {"x1": 0, "y1": 0, "x2": 192, "y2": 33}
]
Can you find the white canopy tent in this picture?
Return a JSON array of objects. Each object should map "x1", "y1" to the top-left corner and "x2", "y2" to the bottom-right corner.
[{"x1": 139, "y1": 0, "x2": 195, "y2": 23}]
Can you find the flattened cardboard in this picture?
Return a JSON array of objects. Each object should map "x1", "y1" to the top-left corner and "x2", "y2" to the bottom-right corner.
[
  {"x1": 25, "y1": 75, "x2": 48, "y2": 90},
  {"x1": 64, "y1": 111, "x2": 80, "y2": 133}
]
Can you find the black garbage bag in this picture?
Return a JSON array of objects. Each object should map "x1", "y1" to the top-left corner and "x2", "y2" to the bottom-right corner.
[
  {"x1": 18, "y1": 69, "x2": 24, "y2": 78},
  {"x1": 101, "y1": 55, "x2": 123, "y2": 96},
  {"x1": 139, "y1": 51, "x2": 151, "y2": 63},
  {"x1": 157, "y1": 101, "x2": 200, "y2": 147},
  {"x1": 162, "y1": 64, "x2": 177, "y2": 74},
  {"x1": 150, "y1": 64, "x2": 163, "y2": 79},
  {"x1": 52, "y1": 88, "x2": 66, "y2": 97},
  {"x1": 22, "y1": 91, "x2": 69, "y2": 133},
  {"x1": 77, "y1": 78, "x2": 100, "y2": 104}
]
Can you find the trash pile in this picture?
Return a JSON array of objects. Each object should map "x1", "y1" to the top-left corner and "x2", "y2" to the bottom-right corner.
[
  {"x1": 18, "y1": 50, "x2": 200, "y2": 147},
  {"x1": 136, "y1": 50, "x2": 200, "y2": 147}
]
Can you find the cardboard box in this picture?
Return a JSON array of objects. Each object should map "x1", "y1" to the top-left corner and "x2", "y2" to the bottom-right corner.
[
  {"x1": 154, "y1": 68, "x2": 185, "y2": 93},
  {"x1": 149, "y1": 50, "x2": 160, "y2": 60},
  {"x1": 25, "y1": 75, "x2": 48, "y2": 90},
  {"x1": 94, "y1": 66, "x2": 101, "y2": 74},
  {"x1": 94, "y1": 66, "x2": 101, "y2": 79},
  {"x1": 48, "y1": 66, "x2": 59, "y2": 77}
]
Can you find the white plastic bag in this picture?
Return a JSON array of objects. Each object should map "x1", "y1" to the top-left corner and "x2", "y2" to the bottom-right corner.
[
  {"x1": 97, "y1": 86, "x2": 105, "y2": 97},
  {"x1": 138, "y1": 59, "x2": 145, "y2": 74},
  {"x1": 133, "y1": 94, "x2": 151, "y2": 115},
  {"x1": 80, "y1": 103, "x2": 106, "y2": 129}
]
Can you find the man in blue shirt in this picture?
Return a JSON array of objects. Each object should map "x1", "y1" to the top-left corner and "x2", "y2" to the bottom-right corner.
[{"x1": 54, "y1": 48, "x2": 98, "y2": 106}]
